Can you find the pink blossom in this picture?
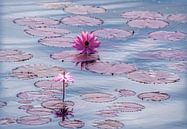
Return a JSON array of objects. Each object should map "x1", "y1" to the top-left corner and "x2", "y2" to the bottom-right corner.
[
  {"x1": 53, "y1": 72, "x2": 73, "y2": 84},
  {"x1": 73, "y1": 31, "x2": 101, "y2": 54}
]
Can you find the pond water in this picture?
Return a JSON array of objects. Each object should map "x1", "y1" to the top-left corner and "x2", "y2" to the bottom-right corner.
[{"x1": 0, "y1": 0, "x2": 187, "y2": 129}]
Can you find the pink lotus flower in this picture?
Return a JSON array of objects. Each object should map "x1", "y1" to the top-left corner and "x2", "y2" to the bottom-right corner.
[
  {"x1": 73, "y1": 31, "x2": 101, "y2": 54},
  {"x1": 53, "y1": 72, "x2": 73, "y2": 84}
]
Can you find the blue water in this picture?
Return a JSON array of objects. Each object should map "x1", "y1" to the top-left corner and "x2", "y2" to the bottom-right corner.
[{"x1": 0, "y1": 0, "x2": 187, "y2": 129}]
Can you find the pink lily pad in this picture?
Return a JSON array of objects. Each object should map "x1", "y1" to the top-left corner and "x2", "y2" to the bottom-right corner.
[
  {"x1": 127, "y1": 70, "x2": 180, "y2": 84},
  {"x1": 38, "y1": 37, "x2": 73, "y2": 47},
  {"x1": 109, "y1": 102, "x2": 145, "y2": 112},
  {"x1": 121, "y1": 11, "x2": 163, "y2": 20},
  {"x1": 17, "y1": 99, "x2": 33, "y2": 104},
  {"x1": 93, "y1": 119, "x2": 124, "y2": 129},
  {"x1": 59, "y1": 120, "x2": 85, "y2": 128},
  {"x1": 41, "y1": 89, "x2": 62, "y2": 96},
  {"x1": 149, "y1": 31, "x2": 186, "y2": 41},
  {"x1": 167, "y1": 14, "x2": 187, "y2": 23},
  {"x1": 25, "y1": 27, "x2": 70, "y2": 37},
  {"x1": 16, "y1": 116, "x2": 51, "y2": 125},
  {"x1": 115, "y1": 89, "x2": 136, "y2": 97},
  {"x1": 86, "y1": 62, "x2": 137, "y2": 75},
  {"x1": 34, "y1": 80, "x2": 66, "y2": 90},
  {"x1": 26, "y1": 107, "x2": 54, "y2": 116},
  {"x1": 41, "y1": 2, "x2": 72, "y2": 9},
  {"x1": 64, "y1": 5, "x2": 106, "y2": 14},
  {"x1": 93, "y1": 28, "x2": 133, "y2": 39},
  {"x1": 41, "y1": 99, "x2": 74, "y2": 109},
  {"x1": 0, "y1": 49, "x2": 33, "y2": 62},
  {"x1": 11, "y1": 64, "x2": 65, "y2": 79},
  {"x1": 0, "y1": 101, "x2": 7, "y2": 108},
  {"x1": 18, "y1": 105, "x2": 34, "y2": 110},
  {"x1": 96, "y1": 109, "x2": 119, "y2": 117},
  {"x1": 138, "y1": 92, "x2": 170, "y2": 101},
  {"x1": 61, "y1": 16, "x2": 103, "y2": 26},
  {"x1": 80, "y1": 92, "x2": 117, "y2": 103},
  {"x1": 168, "y1": 62, "x2": 187, "y2": 72},
  {"x1": 127, "y1": 19, "x2": 168, "y2": 29},
  {"x1": 51, "y1": 51, "x2": 99, "y2": 62},
  {"x1": 13, "y1": 17, "x2": 59, "y2": 27},
  {"x1": 0, "y1": 118, "x2": 16, "y2": 125}
]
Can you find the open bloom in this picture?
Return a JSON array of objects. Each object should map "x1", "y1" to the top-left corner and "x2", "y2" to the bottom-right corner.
[
  {"x1": 53, "y1": 72, "x2": 73, "y2": 84},
  {"x1": 73, "y1": 31, "x2": 101, "y2": 54}
]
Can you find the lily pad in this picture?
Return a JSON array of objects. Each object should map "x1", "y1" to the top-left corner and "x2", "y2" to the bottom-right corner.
[
  {"x1": 26, "y1": 107, "x2": 54, "y2": 116},
  {"x1": 93, "y1": 119, "x2": 124, "y2": 129},
  {"x1": 0, "y1": 118, "x2": 16, "y2": 125},
  {"x1": 96, "y1": 109, "x2": 119, "y2": 117},
  {"x1": 13, "y1": 17, "x2": 59, "y2": 27},
  {"x1": 121, "y1": 11, "x2": 163, "y2": 20},
  {"x1": 39, "y1": 37, "x2": 73, "y2": 47},
  {"x1": 138, "y1": 92, "x2": 170, "y2": 101},
  {"x1": 127, "y1": 70, "x2": 180, "y2": 84},
  {"x1": 64, "y1": 5, "x2": 106, "y2": 14},
  {"x1": 41, "y1": 2, "x2": 72, "y2": 9},
  {"x1": 168, "y1": 62, "x2": 187, "y2": 72},
  {"x1": 17, "y1": 99, "x2": 33, "y2": 104},
  {"x1": 86, "y1": 62, "x2": 137, "y2": 75},
  {"x1": 25, "y1": 27, "x2": 70, "y2": 37},
  {"x1": 0, "y1": 49, "x2": 33, "y2": 62},
  {"x1": 18, "y1": 105, "x2": 34, "y2": 110},
  {"x1": 61, "y1": 16, "x2": 103, "y2": 26},
  {"x1": 81, "y1": 92, "x2": 117, "y2": 103},
  {"x1": 11, "y1": 64, "x2": 65, "y2": 79},
  {"x1": 59, "y1": 120, "x2": 85, "y2": 128},
  {"x1": 93, "y1": 28, "x2": 133, "y2": 39},
  {"x1": 109, "y1": 102, "x2": 145, "y2": 112},
  {"x1": 127, "y1": 19, "x2": 168, "y2": 29},
  {"x1": 167, "y1": 14, "x2": 187, "y2": 23},
  {"x1": 0, "y1": 101, "x2": 7, "y2": 108},
  {"x1": 149, "y1": 31, "x2": 186, "y2": 41},
  {"x1": 115, "y1": 89, "x2": 136, "y2": 97},
  {"x1": 16, "y1": 116, "x2": 51, "y2": 125},
  {"x1": 34, "y1": 80, "x2": 66, "y2": 90}
]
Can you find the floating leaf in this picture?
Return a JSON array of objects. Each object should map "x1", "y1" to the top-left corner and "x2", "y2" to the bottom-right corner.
[
  {"x1": 41, "y1": 2, "x2": 72, "y2": 9},
  {"x1": 16, "y1": 116, "x2": 51, "y2": 125},
  {"x1": 149, "y1": 31, "x2": 186, "y2": 41},
  {"x1": 17, "y1": 99, "x2": 33, "y2": 104},
  {"x1": 93, "y1": 28, "x2": 133, "y2": 39},
  {"x1": 167, "y1": 14, "x2": 187, "y2": 23},
  {"x1": 81, "y1": 92, "x2": 117, "y2": 103},
  {"x1": 64, "y1": 5, "x2": 106, "y2": 14},
  {"x1": 59, "y1": 120, "x2": 85, "y2": 128},
  {"x1": 13, "y1": 17, "x2": 59, "y2": 27},
  {"x1": 138, "y1": 92, "x2": 170, "y2": 101},
  {"x1": 35, "y1": 80, "x2": 66, "y2": 90},
  {"x1": 18, "y1": 105, "x2": 34, "y2": 110},
  {"x1": 61, "y1": 16, "x2": 103, "y2": 26},
  {"x1": 25, "y1": 27, "x2": 70, "y2": 37},
  {"x1": 93, "y1": 119, "x2": 124, "y2": 129},
  {"x1": 86, "y1": 62, "x2": 137, "y2": 75},
  {"x1": 127, "y1": 19, "x2": 168, "y2": 29},
  {"x1": 115, "y1": 89, "x2": 136, "y2": 97},
  {"x1": 0, "y1": 118, "x2": 16, "y2": 125},
  {"x1": 109, "y1": 102, "x2": 145, "y2": 112},
  {"x1": 0, "y1": 50, "x2": 33, "y2": 62},
  {"x1": 96, "y1": 109, "x2": 119, "y2": 117},
  {"x1": 121, "y1": 11, "x2": 163, "y2": 20},
  {"x1": 11, "y1": 64, "x2": 65, "y2": 79},
  {"x1": 127, "y1": 70, "x2": 180, "y2": 84},
  {"x1": 26, "y1": 107, "x2": 54, "y2": 116},
  {"x1": 0, "y1": 101, "x2": 7, "y2": 108},
  {"x1": 168, "y1": 62, "x2": 187, "y2": 72},
  {"x1": 39, "y1": 37, "x2": 73, "y2": 47}
]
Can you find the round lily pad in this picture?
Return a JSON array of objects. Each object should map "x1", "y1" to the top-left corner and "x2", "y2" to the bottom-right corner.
[
  {"x1": 81, "y1": 92, "x2": 117, "y2": 103},
  {"x1": 115, "y1": 89, "x2": 136, "y2": 97},
  {"x1": 18, "y1": 105, "x2": 34, "y2": 110},
  {"x1": 51, "y1": 51, "x2": 99, "y2": 62},
  {"x1": 121, "y1": 11, "x2": 163, "y2": 20},
  {"x1": 0, "y1": 118, "x2": 16, "y2": 125},
  {"x1": 41, "y1": 2, "x2": 72, "y2": 9},
  {"x1": 138, "y1": 92, "x2": 170, "y2": 101},
  {"x1": 61, "y1": 16, "x2": 103, "y2": 26},
  {"x1": 25, "y1": 27, "x2": 70, "y2": 37},
  {"x1": 93, "y1": 28, "x2": 133, "y2": 39},
  {"x1": 13, "y1": 17, "x2": 59, "y2": 27},
  {"x1": 34, "y1": 80, "x2": 66, "y2": 90},
  {"x1": 0, "y1": 49, "x2": 33, "y2": 62},
  {"x1": 17, "y1": 99, "x2": 33, "y2": 104},
  {"x1": 64, "y1": 5, "x2": 106, "y2": 14},
  {"x1": 149, "y1": 31, "x2": 186, "y2": 41},
  {"x1": 127, "y1": 19, "x2": 168, "y2": 29},
  {"x1": 93, "y1": 119, "x2": 124, "y2": 129},
  {"x1": 26, "y1": 107, "x2": 54, "y2": 116},
  {"x1": 96, "y1": 109, "x2": 119, "y2": 117},
  {"x1": 127, "y1": 70, "x2": 180, "y2": 84},
  {"x1": 11, "y1": 64, "x2": 65, "y2": 79},
  {"x1": 59, "y1": 120, "x2": 85, "y2": 128},
  {"x1": 0, "y1": 101, "x2": 7, "y2": 108},
  {"x1": 86, "y1": 62, "x2": 137, "y2": 75},
  {"x1": 167, "y1": 14, "x2": 187, "y2": 23},
  {"x1": 16, "y1": 116, "x2": 51, "y2": 125},
  {"x1": 168, "y1": 62, "x2": 187, "y2": 72},
  {"x1": 109, "y1": 102, "x2": 145, "y2": 112},
  {"x1": 41, "y1": 99, "x2": 74, "y2": 109},
  {"x1": 39, "y1": 37, "x2": 73, "y2": 47}
]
